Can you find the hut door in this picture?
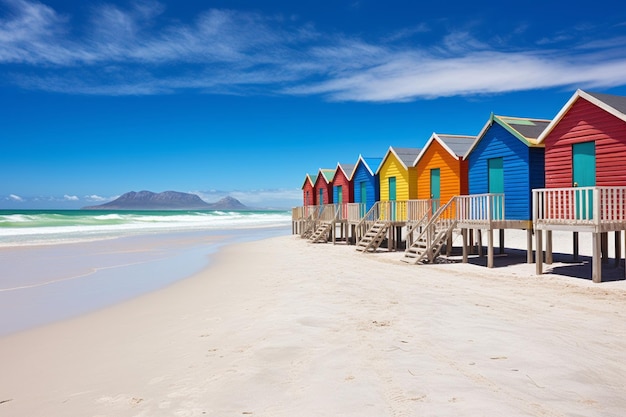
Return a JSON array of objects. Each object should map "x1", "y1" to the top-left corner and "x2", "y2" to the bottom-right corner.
[
  {"x1": 389, "y1": 177, "x2": 396, "y2": 200},
  {"x1": 573, "y1": 141, "x2": 596, "y2": 219},
  {"x1": 430, "y1": 168, "x2": 440, "y2": 213},
  {"x1": 360, "y1": 181, "x2": 367, "y2": 216},
  {"x1": 388, "y1": 177, "x2": 397, "y2": 221},
  {"x1": 319, "y1": 188, "x2": 324, "y2": 205},
  {"x1": 488, "y1": 157, "x2": 504, "y2": 219},
  {"x1": 336, "y1": 186, "x2": 343, "y2": 204}
]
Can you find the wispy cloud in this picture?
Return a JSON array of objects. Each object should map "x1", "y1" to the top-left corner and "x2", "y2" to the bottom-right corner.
[
  {"x1": 63, "y1": 194, "x2": 79, "y2": 201},
  {"x1": 8, "y1": 194, "x2": 24, "y2": 202},
  {"x1": 2, "y1": 0, "x2": 626, "y2": 101}
]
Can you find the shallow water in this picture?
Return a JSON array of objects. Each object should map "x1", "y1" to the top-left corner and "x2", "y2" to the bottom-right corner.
[{"x1": 0, "y1": 226, "x2": 289, "y2": 337}]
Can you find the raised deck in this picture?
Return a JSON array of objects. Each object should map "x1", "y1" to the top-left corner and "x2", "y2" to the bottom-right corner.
[{"x1": 533, "y1": 186, "x2": 626, "y2": 282}]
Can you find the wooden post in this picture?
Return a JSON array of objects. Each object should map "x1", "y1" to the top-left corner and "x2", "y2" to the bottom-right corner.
[
  {"x1": 546, "y1": 230, "x2": 553, "y2": 264},
  {"x1": 477, "y1": 230, "x2": 483, "y2": 257},
  {"x1": 573, "y1": 232, "x2": 579, "y2": 261},
  {"x1": 536, "y1": 229, "x2": 543, "y2": 275},
  {"x1": 499, "y1": 229, "x2": 505, "y2": 254},
  {"x1": 601, "y1": 232, "x2": 608, "y2": 264},
  {"x1": 592, "y1": 232, "x2": 602, "y2": 283},
  {"x1": 526, "y1": 229, "x2": 533, "y2": 263},
  {"x1": 446, "y1": 231, "x2": 452, "y2": 256},
  {"x1": 462, "y1": 228, "x2": 468, "y2": 263},
  {"x1": 487, "y1": 228, "x2": 494, "y2": 268},
  {"x1": 615, "y1": 231, "x2": 621, "y2": 268}
]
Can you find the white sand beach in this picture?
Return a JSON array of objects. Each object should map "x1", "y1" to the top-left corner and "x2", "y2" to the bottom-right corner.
[{"x1": 1, "y1": 231, "x2": 626, "y2": 416}]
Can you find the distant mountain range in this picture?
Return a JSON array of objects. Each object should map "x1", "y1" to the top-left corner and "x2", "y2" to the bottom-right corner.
[{"x1": 82, "y1": 191, "x2": 248, "y2": 210}]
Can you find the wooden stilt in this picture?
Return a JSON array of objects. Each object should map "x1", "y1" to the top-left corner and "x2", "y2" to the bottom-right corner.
[
  {"x1": 487, "y1": 228, "x2": 494, "y2": 268},
  {"x1": 499, "y1": 229, "x2": 505, "y2": 254},
  {"x1": 462, "y1": 228, "x2": 468, "y2": 263},
  {"x1": 526, "y1": 229, "x2": 533, "y2": 263},
  {"x1": 573, "y1": 232, "x2": 579, "y2": 261},
  {"x1": 536, "y1": 229, "x2": 543, "y2": 275},
  {"x1": 546, "y1": 230, "x2": 553, "y2": 264},
  {"x1": 601, "y1": 232, "x2": 608, "y2": 264},
  {"x1": 615, "y1": 231, "x2": 621, "y2": 268},
  {"x1": 477, "y1": 230, "x2": 483, "y2": 257},
  {"x1": 592, "y1": 232, "x2": 602, "y2": 283}
]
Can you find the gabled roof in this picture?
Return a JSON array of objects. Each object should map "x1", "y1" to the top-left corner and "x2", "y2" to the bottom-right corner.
[
  {"x1": 301, "y1": 173, "x2": 316, "y2": 189},
  {"x1": 334, "y1": 162, "x2": 356, "y2": 181},
  {"x1": 351, "y1": 154, "x2": 383, "y2": 179},
  {"x1": 315, "y1": 168, "x2": 335, "y2": 185},
  {"x1": 465, "y1": 113, "x2": 551, "y2": 158},
  {"x1": 537, "y1": 89, "x2": 626, "y2": 144},
  {"x1": 376, "y1": 146, "x2": 421, "y2": 174},
  {"x1": 414, "y1": 133, "x2": 475, "y2": 166}
]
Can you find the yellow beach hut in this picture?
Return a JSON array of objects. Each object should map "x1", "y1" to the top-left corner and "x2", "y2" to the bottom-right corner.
[{"x1": 377, "y1": 147, "x2": 421, "y2": 201}]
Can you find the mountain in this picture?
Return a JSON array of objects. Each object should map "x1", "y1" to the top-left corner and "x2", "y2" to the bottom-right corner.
[{"x1": 82, "y1": 191, "x2": 248, "y2": 210}]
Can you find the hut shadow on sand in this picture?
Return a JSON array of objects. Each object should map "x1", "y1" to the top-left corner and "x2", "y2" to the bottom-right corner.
[{"x1": 438, "y1": 246, "x2": 626, "y2": 282}]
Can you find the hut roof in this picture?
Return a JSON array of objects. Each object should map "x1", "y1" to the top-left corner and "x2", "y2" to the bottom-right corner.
[
  {"x1": 537, "y1": 89, "x2": 626, "y2": 144},
  {"x1": 376, "y1": 147, "x2": 421, "y2": 173},
  {"x1": 414, "y1": 133, "x2": 475, "y2": 165},
  {"x1": 466, "y1": 113, "x2": 551, "y2": 158},
  {"x1": 352, "y1": 155, "x2": 383, "y2": 179},
  {"x1": 301, "y1": 173, "x2": 316, "y2": 189},
  {"x1": 317, "y1": 168, "x2": 335, "y2": 184},
  {"x1": 335, "y1": 162, "x2": 356, "y2": 180}
]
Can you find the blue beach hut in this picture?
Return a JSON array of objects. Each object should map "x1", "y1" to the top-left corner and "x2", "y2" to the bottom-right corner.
[
  {"x1": 466, "y1": 114, "x2": 550, "y2": 224},
  {"x1": 351, "y1": 154, "x2": 383, "y2": 215},
  {"x1": 460, "y1": 114, "x2": 550, "y2": 267}
]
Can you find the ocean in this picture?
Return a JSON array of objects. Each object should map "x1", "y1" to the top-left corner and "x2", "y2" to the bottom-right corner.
[
  {"x1": 0, "y1": 209, "x2": 292, "y2": 336},
  {"x1": 0, "y1": 209, "x2": 292, "y2": 247}
]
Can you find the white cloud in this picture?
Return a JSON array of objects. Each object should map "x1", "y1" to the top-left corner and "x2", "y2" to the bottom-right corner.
[
  {"x1": 2, "y1": 1, "x2": 626, "y2": 101},
  {"x1": 63, "y1": 194, "x2": 79, "y2": 201},
  {"x1": 85, "y1": 194, "x2": 108, "y2": 202},
  {"x1": 8, "y1": 194, "x2": 24, "y2": 202}
]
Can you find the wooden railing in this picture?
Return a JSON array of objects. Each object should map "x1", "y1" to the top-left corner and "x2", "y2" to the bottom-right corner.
[
  {"x1": 456, "y1": 193, "x2": 505, "y2": 224},
  {"x1": 533, "y1": 186, "x2": 626, "y2": 227}
]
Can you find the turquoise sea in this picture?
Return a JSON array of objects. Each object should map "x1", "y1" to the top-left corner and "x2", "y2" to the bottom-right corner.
[
  {"x1": 0, "y1": 209, "x2": 291, "y2": 247},
  {"x1": 0, "y1": 209, "x2": 292, "y2": 336}
]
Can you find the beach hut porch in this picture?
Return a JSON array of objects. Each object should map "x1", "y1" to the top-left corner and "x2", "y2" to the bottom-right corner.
[{"x1": 533, "y1": 186, "x2": 626, "y2": 282}]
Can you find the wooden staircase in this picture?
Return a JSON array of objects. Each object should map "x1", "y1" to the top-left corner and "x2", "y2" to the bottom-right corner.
[
  {"x1": 402, "y1": 198, "x2": 458, "y2": 264},
  {"x1": 356, "y1": 221, "x2": 390, "y2": 252},
  {"x1": 309, "y1": 222, "x2": 333, "y2": 243}
]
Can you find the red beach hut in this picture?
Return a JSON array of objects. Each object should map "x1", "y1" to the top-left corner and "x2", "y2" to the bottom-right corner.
[{"x1": 534, "y1": 89, "x2": 626, "y2": 282}]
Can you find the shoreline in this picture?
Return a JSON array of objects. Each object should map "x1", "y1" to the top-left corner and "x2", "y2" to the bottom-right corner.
[
  {"x1": 0, "y1": 226, "x2": 289, "y2": 337},
  {"x1": 1, "y1": 232, "x2": 625, "y2": 416}
]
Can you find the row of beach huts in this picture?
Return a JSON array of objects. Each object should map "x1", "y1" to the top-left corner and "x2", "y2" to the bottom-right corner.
[{"x1": 291, "y1": 89, "x2": 626, "y2": 283}]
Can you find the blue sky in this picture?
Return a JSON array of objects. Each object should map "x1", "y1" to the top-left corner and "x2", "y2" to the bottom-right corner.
[{"x1": 1, "y1": 0, "x2": 626, "y2": 209}]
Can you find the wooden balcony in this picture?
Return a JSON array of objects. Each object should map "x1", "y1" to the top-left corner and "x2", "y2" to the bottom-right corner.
[
  {"x1": 533, "y1": 187, "x2": 626, "y2": 283},
  {"x1": 533, "y1": 187, "x2": 626, "y2": 233}
]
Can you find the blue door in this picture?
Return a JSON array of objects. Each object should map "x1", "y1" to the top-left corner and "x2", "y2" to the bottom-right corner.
[{"x1": 573, "y1": 142, "x2": 596, "y2": 219}]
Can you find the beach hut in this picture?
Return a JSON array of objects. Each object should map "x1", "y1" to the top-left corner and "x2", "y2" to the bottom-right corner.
[
  {"x1": 356, "y1": 147, "x2": 421, "y2": 252},
  {"x1": 332, "y1": 162, "x2": 357, "y2": 242},
  {"x1": 352, "y1": 155, "x2": 383, "y2": 214},
  {"x1": 302, "y1": 173, "x2": 316, "y2": 206},
  {"x1": 332, "y1": 162, "x2": 355, "y2": 206},
  {"x1": 313, "y1": 168, "x2": 335, "y2": 206},
  {"x1": 292, "y1": 173, "x2": 318, "y2": 234},
  {"x1": 377, "y1": 147, "x2": 421, "y2": 201},
  {"x1": 460, "y1": 114, "x2": 550, "y2": 267},
  {"x1": 414, "y1": 133, "x2": 474, "y2": 205},
  {"x1": 533, "y1": 89, "x2": 626, "y2": 282}
]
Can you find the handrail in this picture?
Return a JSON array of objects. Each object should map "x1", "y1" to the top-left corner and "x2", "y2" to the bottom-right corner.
[
  {"x1": 533, "y1": 186, "x2": 626, "y2": 225},
  {"x1": 456, "y1": 193, "x2": 505, "y2": 223}
]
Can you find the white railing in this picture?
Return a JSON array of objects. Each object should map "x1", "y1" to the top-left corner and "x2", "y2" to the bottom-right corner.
[
  {"x1": 456, "y1": 193, "x2": 505, "y2": 224},
  {"x1": 533, "y1": 186, "x2": 626, "y2": 226}
]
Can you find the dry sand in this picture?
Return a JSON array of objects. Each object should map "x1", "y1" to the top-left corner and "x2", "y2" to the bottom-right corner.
[{"x1": 1, "y1": 231, "x2": 625, "y2": 416}]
